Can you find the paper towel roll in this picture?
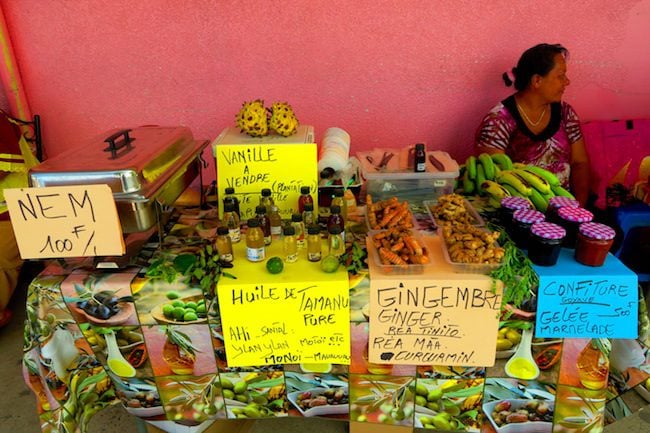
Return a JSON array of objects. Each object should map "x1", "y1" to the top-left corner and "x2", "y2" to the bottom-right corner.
[{"x1": 319, "y1": 127, "x2": 350, "y2": 172}]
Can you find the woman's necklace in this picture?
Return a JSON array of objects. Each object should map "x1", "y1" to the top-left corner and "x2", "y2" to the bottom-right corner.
[{"x1": 517, "y1": 102, "x2": 546, "y2": 127}]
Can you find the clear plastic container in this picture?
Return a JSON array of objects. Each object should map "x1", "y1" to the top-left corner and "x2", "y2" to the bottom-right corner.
[
  {"x1": 424, "y1": 199, "x2": 485, "y2": 229},
  {"x1": 367, "y1": 230, "x2": 429, "y2": 275},
  {"x1": 439, "y1": 228, "x2": 501, "y2": 274}
]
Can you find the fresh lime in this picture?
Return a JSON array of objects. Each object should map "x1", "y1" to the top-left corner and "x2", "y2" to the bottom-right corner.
[
  {"x1": 171, "y1": 300, "x2": 185, "y2": 308},
  {"x1": 166, "y1": 291, "x2": 180, "y2": 300},
  {"x1": 173, "y1": 306, "x2": 186, "y2": 321},
  {"x1": 266, "y1": 256, "x2": 284, "y2": 274},
  {"x1": 196, "y1": 304, "x2": 207, "y2": 315},
  {"x1": 162, "y1": 304, "x2": 175, "y2": 318},
  {"x1": 321, "y1": 255, "x2": 340, "y2": 273},
  {"x1": 185, "y1": 301, "x2": 198, "y2": 310},
  {"x1": 183, "y1": 311, "x2": 198, "y2": 321}
]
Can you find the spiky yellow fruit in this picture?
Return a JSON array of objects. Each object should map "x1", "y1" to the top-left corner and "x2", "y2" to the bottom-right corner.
[
  {"x1": 235, "y1": 99, "x2": 268, "y2": 137},
  {"x1": 269, "y1": 102, "x2": 299, "y2": 137}
]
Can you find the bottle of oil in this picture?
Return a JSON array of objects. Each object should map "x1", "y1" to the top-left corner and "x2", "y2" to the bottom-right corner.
[
  {"x1": 215, "y1": 227, "x2": 233, "y2": 263},
  {"x1": 259, "y1": 188, "x2": 274, "y2": 215},
  {"x1": 223, "y1": 187, "x2": 240, "y2": 219},
  {"x1": 282, "y1": 226, "x2": 298, "y2": 263},
  {"x1": 291, "y1": 213, "x2": 305, "y2": 248},
  {"x1": 306, "y1": 225, "x2": 322, "y2": 262},
  {"x1": 269, "y1": 205, "x2": 282, "y2": 236},
  {"x1": 327, "y1": 205, "x2": 345, "y2": 241},
  {"x1": 331, "y1": 189, "x2": 347, "y2": 221},
  {"x1": 576, "y1": 338, "x2": 610, "y2": 389},
  {"x1": 222, "y1": 202, "x2": 240, "y2": 243},
  {"x1": 302, "y1": 203, "x2": 316, "y2": 226},
  {"x1": 298, "y1": 186, "x2": 314, "y2": 214},
  {"x1": 245, "y1": 218, "x2": 265, "y2": 262},
  {"x1": 255, "y1": 205, "x2": 272, "y2": 246},
  {"x1": 328, "y1": 225, "x2": 345, "y2": 257},
  {"x1": 414, "y1": 143, "x2": 426, "y2": 173}
]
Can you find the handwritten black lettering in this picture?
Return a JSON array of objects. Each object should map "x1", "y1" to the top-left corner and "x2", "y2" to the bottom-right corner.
[{"x1": 231, "y1": 285, "x2": 279, "y2": 305}]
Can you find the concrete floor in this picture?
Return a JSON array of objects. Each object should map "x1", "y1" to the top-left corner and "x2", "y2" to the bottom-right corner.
[{"x1": 1, "y1": 263, "x2": 648, "y2": 433}]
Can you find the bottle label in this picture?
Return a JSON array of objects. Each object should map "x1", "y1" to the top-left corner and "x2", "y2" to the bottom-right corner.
[
  {"x1": 415, "y1": 162, "x2": 426, "y2": 172},
  {"x1": 308, "y1": 252, "x2": 322, "y2": 262},
  {"x1": 296, "y1": 238, "x2": 305, "y2": 248},
  {"x1": 219, "y1": 253, "x2": 233, "y2": 262},
  {"x1": 246, "y1": 246, "x2": 265, "y2": 262},
  {"x1": 285, "y1": 252, "x2": 298, "y2": 263},
  {"x1": 264, "y1": 235, "x2": 272, "y2": 246},
  {"x1": 228, "y1": 228, "x2": 241, "y2": 242},
  {"x1": 271, "y1": 225, "x2": 282, "y2": 235}
]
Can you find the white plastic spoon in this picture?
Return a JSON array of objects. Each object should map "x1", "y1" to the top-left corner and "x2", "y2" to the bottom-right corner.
[
  {"x1": 504, "y1": 328, "x2": 540, "y2": 380},
  {"x1": 104, "y1": 331, "x2": 136, "y2": 377}
]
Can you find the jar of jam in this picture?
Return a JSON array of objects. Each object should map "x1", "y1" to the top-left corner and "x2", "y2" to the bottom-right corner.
[
  {"x1": 511, "y1": 209, "x2": 545, "y2": 249},
  {"x1": 546, "y1": 196, "x2": 579, "y2": 225},
  {"x1": 556, "y1": 206, "x2": 593, "y2": 249},
  {"x1": 499, "y1": 196, "x2": 531, "y2": 232},
  {"x1": 528, "y1": 222, "x2": 566, "y2": 266},
  {"x1": 575, "y1": 222, "x2": 616, "y2": 267}
]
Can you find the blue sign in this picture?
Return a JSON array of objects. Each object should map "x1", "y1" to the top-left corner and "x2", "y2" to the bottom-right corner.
[{"x1": 534, "y1": 249, "x2": 638, "y2": 339}]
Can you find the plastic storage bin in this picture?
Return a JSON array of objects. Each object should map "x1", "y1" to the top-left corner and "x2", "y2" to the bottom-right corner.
[
  {"x1": 438, "y1": 228, "x2": 501, "y2": 274},
  {"x1": 367, "y1": 230, "x2": 429, "y2": 275},
  {"x1": 424, "y1": 199, "x2": 484, "y2": 229}
]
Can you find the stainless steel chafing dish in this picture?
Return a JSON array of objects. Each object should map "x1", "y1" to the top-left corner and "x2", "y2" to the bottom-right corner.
[{"x1": 29, "y1": 126, "x2": 208, "y2": 234}]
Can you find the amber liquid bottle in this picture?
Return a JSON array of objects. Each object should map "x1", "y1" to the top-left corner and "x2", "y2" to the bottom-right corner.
[
  {"x1": 255, "y1": 205, "x2": 272, "y2": 246},
  {"x1": 245, "y1": 218, "x2": 265, "y2": 262},
  {"x1": 298, "y1": 185, "x2": 314, "y2": 213},
  {"x1": 576, "y1": 338, "x2": 610, "y2": 390}
]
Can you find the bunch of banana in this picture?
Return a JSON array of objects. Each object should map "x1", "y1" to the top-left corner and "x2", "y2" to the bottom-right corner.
[{"x1": 462, "y1": 153, "x2": 574, "y2": 211}]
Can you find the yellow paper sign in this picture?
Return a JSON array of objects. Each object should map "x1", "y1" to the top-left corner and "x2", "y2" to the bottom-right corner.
[
  {"x1": 217, "y1": 242, "x2": 350, "y2": 367},
  {"x1": 4, "y1": 185, "x2": 125, "y2": 259},
  {"x1": 369, "y1": 277, "x2": 502, "y2": 366},
  {"x1": 213, "y1": 126, "x2": 318, "y2": 220}
]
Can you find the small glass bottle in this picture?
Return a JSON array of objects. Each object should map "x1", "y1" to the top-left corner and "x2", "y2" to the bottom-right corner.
[
  {"x1": 269, "y1": 205, "x2": 282, "y2": 236},
  {"x1": 298, "y1": 186, "x2": 314, "y2": 214},
  {"x1": 259, "y1": 188, "x2": 274, "y2": 215},
  {"x1": 328, "y1": 205, "x2": 345, "y2": 241},
  {"x1": 527, "y1": 222, "x2": 566, "y2": 266},
  {"x1": 556, "y1": 206, "x2": 593, "y2": 249},
  {"x1": 245, "y1": 218, "x2": 265, "y2": 262},
  {"x1": 344, "y1": 188, "x2": 357, "y2": 216},
  {"x1": 222, "y1": 202, "x2": 241, "y2": 243},
  {"x1": 575, "y1": 222, "x2": 616, "y2": 267},
  {"x1": 328, "y1": 225, "x2": 345, "y2": 257},
  {"x1": 577, "y1": 338, "x2": 611, "y2": 390},
  {"x1": 306, "y1": 225, "x2": 322, "y2": 262},
  {"x1": 331, "y1": 189, "x2": 347, "y2": 222},
  {"x1": 255, "y1": 205, "x2": 272, "y2": 246},
  {"x1": 511, "y1": 208, "x2": 545, "y2": 250},
  {"x1": 215, "y1": 226, "x2": 233, "y2": 263},
  {"x1": 302, "y1": 203, "x2": 316, "y2": 226},
  {"x1": 291, "y1": 213, "x2": 305, "y2": 248},
  {"x1": 223, "y1": 187, "x2": 240, "y2": 219},
  {"x1": 282, "y1": 226, "x2": 298, "y2": 263},
  {"x1": 414, "y1": 143, "x2": 426, "y2": 173}
]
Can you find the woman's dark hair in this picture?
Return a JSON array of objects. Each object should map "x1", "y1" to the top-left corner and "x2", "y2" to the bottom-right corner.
[{"x1": 502, "y1": 43, "x2": 568, "y2": 91}]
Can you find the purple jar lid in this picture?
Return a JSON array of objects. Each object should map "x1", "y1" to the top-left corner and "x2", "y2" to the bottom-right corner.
[
  {"x1": 531, "y1": 222, "x2": 566, "y2": 240},
  {"x1": 557, "y1": 206, "x2": 593, "y2": 223},
  {"x1": 501, "y1": 196, "x2": 531, "y2": 210},
  {"x1": 579, "y1": 222, "x2": 616, "y2": 240},
  {"x1": 548, "y1": 196, "x2": 579, "y2": 209},
  {"x1": 513, "y1": 208, "x2": 545, "y2": 224}
]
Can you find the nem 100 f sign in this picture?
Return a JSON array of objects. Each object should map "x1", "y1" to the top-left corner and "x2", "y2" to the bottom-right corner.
[{"x1": 4, "y1": 185, "x2": 124, "y2": 259}]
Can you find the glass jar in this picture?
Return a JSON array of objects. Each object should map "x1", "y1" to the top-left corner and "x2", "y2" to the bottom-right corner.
[
  {"x1": 269, "y1": 205, "x2": 282, "y2": 236},
  {"x1": 577, "y1": 338, "x2": 610, "y2": 390},
  {"x1": 255, "y1": 205, "x2": 272, "y2": 246},
  {"x1": 291, "y1": 213, "x2": 305, "y2": 247},
  {"x1": 298, "y1": 186, "x2": 314, "y2": 214},
  {"x1": 331, "y1": 190, "x2": 347, "y2": 222},
  {"x1": 528, "y1": 222, "x2": 566, "y2": 266},
  {"x1": 575, "y1": 222, "x2": 616, "y2": 267},
  {"x1": 223, "y1": 187, "x2": 240, "y2": 219},
  {"x1": 306, "y1": 225, "x2": 322, "y2": 262},
  {"x1": 245, "y1": 218, "x2": 265, "y2": 262},
  {"x1": 222, "y1": 202, "x2": 241, "y2": 243},
  {"x1": 414, "y1": 143, "x2": 426, "y2": 173},
  {"x1": 215, "y1": 226, "x2": 233, "y2": 263},
  {"x1": 328, "y1": 225, "x2": 345, "y2": 257},
  {"x1": 556, "y1": 206, "x2": 593, "y2": 248},
  {"x1": 302, "y1": 203, "x2": 316, "y2": 226},
  {"x1": 259, "y1": 188, "x2": 274, "y2": 215},
  {"x1": 511, "y1": 208, "x2": 545, "y2": 249},
  {"x1": 546, "y1": 196, "x2": 579, "y2": 225},
  {"x1": 499, "y1": 196, "x2": 531, "y2": 234},
  {"x1": 328, "y1": 205, "x2": 345, "y2": 241},
  {"x1": 282, "y1": 226, "x2": 298, "y2": 263}
]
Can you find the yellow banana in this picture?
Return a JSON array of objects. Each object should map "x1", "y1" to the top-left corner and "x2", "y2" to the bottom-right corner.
[
  {"x1": 501, "y1": 183, "x2": 522, "y2": 197},
  {"x1": 492, "y1": 153, "x2": 514, "y2": 170},
  {"x1": 478, "y1": 153, "x2": 496, "y2": 180},
  {"x1": 466, "y1": 156, "x2": 477, "y2": 180},
  {"x1": 497, "y1": 170, "x2": 532, "y2": 196},
  {"x1": 525, "y1": 165, "x2": 561, "y2": 187},
  {"x1": 481, "y1": 180, "x2": 511, "y2": 200},
  {"x1": 528, "y1": 187, "x2": 550, "y2": 212},
  {"x1": 515, "y1": 168, "x2": 551, "y2": 195},
  {"x1": 551, "y1": 184, "x2": 575, "y2": 198}
]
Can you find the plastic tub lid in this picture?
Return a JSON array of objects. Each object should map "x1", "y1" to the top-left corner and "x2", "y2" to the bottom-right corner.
[
  {"x1": 579, "y1": 222, "x2": 616, "y2": 240},
  {"x1": 531, "y1": 222, "x2": 566, "y2": 240},
  {"x1": 548, "y1": 196, "x2": 579, "y2": 209},
  {"x1": 501, "y1": 196, "x2": 531, "y2": 210},
  {"x1": 513, "y1": 208, "x2": 545, "y2": 224},
  {"x1": 557, "y1": 206, "x2": 593, "y2": 223}
]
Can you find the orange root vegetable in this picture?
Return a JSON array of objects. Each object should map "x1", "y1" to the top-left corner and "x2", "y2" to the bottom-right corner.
[
  {"x1": 390, "y1": 240, "x2": 404, "y2": 252},
  {"x1": 404, "y1": 236, "x2": 423, "y2": 255},
  {"x1": 379, "y1": 247, "x2": 407, "y2": 266}
]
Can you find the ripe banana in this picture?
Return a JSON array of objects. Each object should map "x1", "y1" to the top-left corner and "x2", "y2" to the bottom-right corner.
[
  {"x1": 525, "y1": 165, "x2": 560, "y2": 187},
  {"x1": 515, "y1": 168, "x2": 551, "y2": 195},
  {"x1": 497, "y1": 171, "x2": 532, "y2": 196},
  {"x1": 462, "y1": 170, "x2": 475, "y2": 195},
  {"x1": 476, "y1": 164, "x2": 487, "y2": 195},
  {"x1": 500, "y1": 183, "x2": 521, "y2": 197},
  {"x1": 481, "y1": 180, "x2": 511, "y2": 200},
  {"x1": 528, "y1": 187, "x2": 550, "y2": 212},
  {"x1": 491, "y1": 153, "x2": 513, "y2": 170},
  {"x1": 466, "y1": 156, "x2": 477, "y2": 180},
  {"x1": 478, "y1": 153, "x2": 496, "y2": 180},
  {"x1": 551, "y1": 184, "x2": 575, "y2": 199},
  {"x1": 488, "y1": 196, "x2": 502, "y2": 209}
]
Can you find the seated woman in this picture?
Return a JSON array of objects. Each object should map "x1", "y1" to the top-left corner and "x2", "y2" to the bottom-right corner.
[{"x1": 474, "y1": 43, "x2": 590, "y2": 206}]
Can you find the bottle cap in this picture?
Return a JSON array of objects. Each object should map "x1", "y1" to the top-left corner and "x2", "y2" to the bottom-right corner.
[
  {"x1": 330, "y1": 205, "x2": 341, "y2": 214},
  {"x1": 255, "y1": 205, "x2": 267, "y2": 214},
  {"x1": 261, "y1": 188, "x2": 272, "y2": 197},
  {"x1": 531, "y1": 222, "x2": 566, "y2": 240},
  {"x1": 247, "y1": 218, "x2": 259, "y2": 227},
  {"x1": 300, "y1": 186, "x2": 311, "y2": 194},
  {"x1": 579, "y1": 222, "x2": 615, "y2": 240},
  {"x1": 513, "y1": 209, "x2": 545, "y2": 224},
  {"x1": 304, "y1": 203, "x2": 314, "y2": 211},
  {"x1": 307, "y1": 225, "x2": 320, "y2": 235},
  {"x1": 225, "y1": 187, "x2": 235, "y2": 194},
  {"x1": 224, "y1": 203, "x2": 234, "y2": 212},
  {"x1": 415, "y1": 143, "x2": 425, "y2": 150},
  {"x1": 291, "y1": 213, "x2": 303, "y2": 222},
  {"x1": 328, "y1": 225, "x2": 342, "y2": 234},
  {"x1": 501, "y1": 196, "x2": 531, "y2": 210},
  {"x1": 217, "y1": 226, "x2": 229, "y2": 236},
  {"x1": 558, "y1": 206, "x2": 593, "y2": 223},
  {"x1": 283, "y1": 226, "x2": 295, "y2": 236}
]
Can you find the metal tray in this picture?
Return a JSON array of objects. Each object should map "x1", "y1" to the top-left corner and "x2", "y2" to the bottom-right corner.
[{"x1": 29, "y1": 126, "x2": 208, "y2": 233}]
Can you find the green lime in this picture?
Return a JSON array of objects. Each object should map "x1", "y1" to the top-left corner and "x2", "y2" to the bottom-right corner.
[
  {"x1": 162, "y1": 304, "x2": 175, "y2": 318},
  {"x1": 173, "y1": 306, "x2": 186, "y2": 321},
  {"x1": 185, "y1": 301, "x2": 198, "y2": 310},
  {"x1": 171, "y1": 300, "x2": 185, "y2": 308},
  {"x1": 321, "y1": 255, "x2": 340, "y2": 273},
  {"x1": 196, "y1": 304, "x2": 207, "y2": 314},
  {"x1": 166, "y1": 291, "x2": 180, "y2": 300},
  {"x1": 266, "y1": 256, "x2": 284, "y2": 274},
  {"x1": 184, "y1": 311, "x2": 198, "y2": 321}
]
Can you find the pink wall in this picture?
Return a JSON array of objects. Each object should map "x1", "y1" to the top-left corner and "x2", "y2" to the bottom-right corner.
[{"x1": 3, "y1": 0, "x2": 650, "y2": 171}]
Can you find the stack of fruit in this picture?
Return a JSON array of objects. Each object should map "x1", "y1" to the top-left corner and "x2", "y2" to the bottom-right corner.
[
  {"x1": 461, "y1": 153, "x2": 574, "y2": 211},
  {"x1": 235, "y1": 99, "x2": 299, "y2": 137}
]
